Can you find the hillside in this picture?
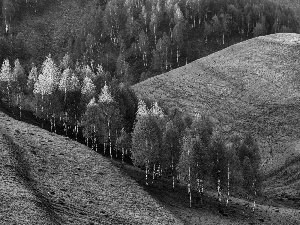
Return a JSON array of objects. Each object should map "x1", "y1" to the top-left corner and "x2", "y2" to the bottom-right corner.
[
  {"x1": 0, "y1": 111, "x2": 182, "y2": 224},
  {"x1": 2, "y1": 107, "x2": 300, "y2": 225},
  {"x1": 133, "y1": 33, "x2": 300, "y2": 186}
]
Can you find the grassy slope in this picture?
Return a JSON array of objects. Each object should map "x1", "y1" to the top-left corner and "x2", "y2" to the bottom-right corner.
[
  {"x1": 133, "y1": 33, "x2": 300, "y2": 193},
  {"x1": 0, "y1": 111, "x2": 182, "y2": 225},
  {"x1": 1, "y1": 110, "x2": 300, "y2": 225}
]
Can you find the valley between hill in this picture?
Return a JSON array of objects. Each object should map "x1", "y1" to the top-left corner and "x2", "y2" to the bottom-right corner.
[
  {"x1": 133, "y1": 33, "x2": 300, "y2": 198},
  {"x1": 1, "y1": 102, "x2": 300, "y2": 224}
]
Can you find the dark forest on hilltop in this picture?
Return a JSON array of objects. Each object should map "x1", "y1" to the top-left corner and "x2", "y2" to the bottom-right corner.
[{"x1": 0, "y1": 0, "x2": 298, "y2": 84}]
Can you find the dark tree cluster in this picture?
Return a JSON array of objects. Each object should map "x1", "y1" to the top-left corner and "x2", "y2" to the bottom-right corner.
[
  {"x1": 0, "y1": 0, "x2": 298, "y2": 85},
  {"x1": 132, "y1": 103, "x2": 262, "y2": 208}
]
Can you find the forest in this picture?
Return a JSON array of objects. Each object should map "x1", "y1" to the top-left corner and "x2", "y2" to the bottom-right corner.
[
  {"x1": 0, "y1": 0, "x2": 297, "y2": 210},
  {"x1": 0, "y1": 53, "x2": 261, "y2": 209},
  {"x1": 0, "y1": 0, "x2": 298, "y2": 84}
]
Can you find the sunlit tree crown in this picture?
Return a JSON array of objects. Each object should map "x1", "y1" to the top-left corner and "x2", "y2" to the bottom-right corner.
[
  {"x1": 99, "y1": 81, "x2": 114, "y2": 103},
  {"x1": 69, "y1": 73, "x2": 80, "y2": 92},
  {"x1": 150, "y1": 101, "x2": 164, "y2": 118},
  {"x1": 136, "y1": 99, "x2": 148, "y2": 118},
  {"x1": 81, "y1": 76, "x2": 96, "y2": 96},
  {"x1": 59, "y1": 68, "x2": 70, "y2": 90},
  {"x1": 87, "y1": 97, "x2": 97, "y2": 107},
  {"x1": 34, "y1": 54, "x2": 60, "y2": 95},
  {"x1": 27, "y1": 64, "x2": 38, "y2": 86},
  {"x1": 82, "y1": 64, "x2": 96, "y2": 81},
  {"x1": 0, "y1": 59, "x2": 11, "y2": 82}
]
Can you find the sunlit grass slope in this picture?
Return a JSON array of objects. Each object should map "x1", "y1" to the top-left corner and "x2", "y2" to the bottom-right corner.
[{"x1": 133, "y1": 33, "x2": 300, "y2": 179}]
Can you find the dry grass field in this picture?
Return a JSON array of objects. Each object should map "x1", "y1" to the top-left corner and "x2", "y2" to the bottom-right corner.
[{"x1": 133, "y1": 33, "x2": 300, "y2": 198}]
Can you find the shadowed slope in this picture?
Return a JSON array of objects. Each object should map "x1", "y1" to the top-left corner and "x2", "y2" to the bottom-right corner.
[
  {"x1": 133, "y1": 33, "x2": 300, "y2": 182},
  {"x1": 0, "y1": 111, "x2": 183, "y2": 225}
]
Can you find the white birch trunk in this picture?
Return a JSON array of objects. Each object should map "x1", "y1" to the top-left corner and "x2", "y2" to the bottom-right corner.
[
  {"x1": 108, "y1": 120, "x2": 112, "y2": 159},
  {"x1": 200, "y1": 178, "x2": 204, "y2": 205},
  {"x1": 217, "y1": 151, "x2": 221, "y2": 204},
  {"x1": 146, "y1": 160, "x2": 149, "y2": 186},
  {"x1": 252, "y1": 179, "x2": 256, "y2": 212},
  {"x1": 19, "y1": 94, "x2": 22, "y2": 118},
  {"x1": 115, "y1": 130, "x2": 118, "y2": 158},
  {"x1": 226, "y1": 161, "x2": 230, "y2": 206},
  {"x1": 122, "y1": 147, "x2": 124, "y2": 165},
  {"x1": 65, "y1": 112, "x2": 68, "y2": 136},
  {"x1": 104, "y1": 138, "x2": 106, "y2": 154},
  {"x1": 172, "y1": 156, "x2": 175, "y2": 191},
  {"x1": 176, "y1": 46, "x2": 179, "y2": 67},
  {"x1": 188, "y1": 166, "x2": 191, "y2": 208},
  {"x1": 152, "y1": 163, "x2": 156, "y2": 183}
]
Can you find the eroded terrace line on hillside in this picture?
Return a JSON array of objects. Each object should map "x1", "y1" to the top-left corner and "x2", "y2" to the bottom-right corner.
[{"x1": 0, "y1": 130, "x2": 63, "y2": 225}]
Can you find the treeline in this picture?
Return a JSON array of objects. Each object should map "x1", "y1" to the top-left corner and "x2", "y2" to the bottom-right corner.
[
  {"x1": 131, "y1": 101, "x2": 261, "y2": 208},
  {"x1": 0, "y1": 0, "x2": 298, "y2": 85},
  {"x1": 0, "y1": 55, "x2": 261, "y2": 209}
]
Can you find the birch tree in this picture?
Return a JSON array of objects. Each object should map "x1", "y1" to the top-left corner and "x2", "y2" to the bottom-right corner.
[
  {"x1": 238, "y1": 134, "x2": 261, "y2": 212},
  {"x1": 116, "y1": 128, "x2": 131, "y2": 165},
  {"x1": 177, "y1": 129, "x2": 195, "y2": 208},
  {"x1": 0, "y1": 59, "x2": 12, "y2": 105},
  {"x1": 131, "y1": 113, "x2": 161, "y2": 186},
  {"x1": 193, "y1": 136, "x2": 210, "y2": 205},
  {"x1": 12, "y1": 59, "x2": 26, "y2": 117},
  {"x1": 163, "y1": 120, "x2": 180, "y2": 191},
  {"x1": 59, "y1": 68, "x2": 81, "y2": 134},
  {"x1": 98, "y1": 82, "x2": 122, "y2": 159},
  {"x1": 210, "y1": 137, "x2": 227, "y2": 209},
  {"x1": 81, "y1": 97, "x2": 106, "y2": 150},
  {"x1": 149, "y1": 101, "x2": 165, "y2": 178},
  {"x1": 33, "y1": 55, "x2": 60, "y2": 126},
  {"x1": 80, "y1": 76, "x2": 96, "y2": 115}
]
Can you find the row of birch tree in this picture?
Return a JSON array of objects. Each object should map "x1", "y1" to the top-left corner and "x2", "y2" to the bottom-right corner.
[
  {"x1": 131, "y1": 99, "x2": 261, "y2": 209},
  {"x1": 0, "y1": 55, "x2": 261, "y2": 211}
]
